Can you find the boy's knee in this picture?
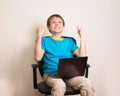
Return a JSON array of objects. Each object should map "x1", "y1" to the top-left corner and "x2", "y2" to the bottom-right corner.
[
  {"x1": 54, "y1": 79, "x2": 66, "y2": 88},
  {"x1": 80, "y1": 78, "x2": 95, "y2": 95},
  {"x1": 52, "y1": 79, "x2": 66, "y2": 94},
  {"x1": 81, "y1": 79, "x2": 93, "y2": 89}
]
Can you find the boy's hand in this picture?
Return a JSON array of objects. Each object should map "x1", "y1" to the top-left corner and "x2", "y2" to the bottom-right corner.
[
  {"x1": 36, "y1": 27, "x2": 44, "y2": 39},
  {"x1": 77, "y1": 25, "x2": 84, "y2": 37}
]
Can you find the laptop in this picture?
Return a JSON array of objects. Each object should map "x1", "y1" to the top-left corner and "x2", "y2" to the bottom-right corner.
[{"x1": 57, "y1": 56, "x2": 88, "y2": 79}]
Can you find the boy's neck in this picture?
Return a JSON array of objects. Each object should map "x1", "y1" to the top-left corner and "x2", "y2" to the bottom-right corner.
[{"x1": 52, "y1": 35, "x2": 62, "y2": 39}]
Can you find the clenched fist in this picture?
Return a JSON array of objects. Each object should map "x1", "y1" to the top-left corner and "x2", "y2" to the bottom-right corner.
[{"x1": 36, "y1": 27, "x2": 44, "y2": 40}]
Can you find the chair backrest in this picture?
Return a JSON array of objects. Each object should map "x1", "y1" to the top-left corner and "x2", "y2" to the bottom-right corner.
[{"x1": 37, "y1": 36, "x2": 77, "y2": 77}]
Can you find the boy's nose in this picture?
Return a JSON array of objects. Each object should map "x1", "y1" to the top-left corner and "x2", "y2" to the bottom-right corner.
[
  {"x1": 55, "y1": 22, "x2": 59, "y2": 24},
  {"x1": 55, "y1": 23, "x2": 59, "y2": 26}
]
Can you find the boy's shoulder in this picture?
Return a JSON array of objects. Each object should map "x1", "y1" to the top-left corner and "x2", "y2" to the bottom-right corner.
[
  {"x1": 62, "y1": 36, "x2": 74, "y2": 39},
  {"x1": 62, "y1": 36, "x2": 76, "y2": 43}
]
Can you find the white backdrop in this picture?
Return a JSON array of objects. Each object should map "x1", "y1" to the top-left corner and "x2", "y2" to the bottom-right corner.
[{"x1": 0, "y1": 0, "x2": 120, "y2": 96}]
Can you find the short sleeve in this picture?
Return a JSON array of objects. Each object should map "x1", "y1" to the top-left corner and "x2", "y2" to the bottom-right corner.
[
  {"x1": 70, "y1": 38, "x2": 79, "y2": 54},
  {"x1": 41, "y1": 37, "x2": 45, "y2": 51}
]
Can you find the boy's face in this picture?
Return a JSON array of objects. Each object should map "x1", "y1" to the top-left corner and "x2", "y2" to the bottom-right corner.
[{"x1": 48, "y1": 17, "x2": 64, "y2": 33}]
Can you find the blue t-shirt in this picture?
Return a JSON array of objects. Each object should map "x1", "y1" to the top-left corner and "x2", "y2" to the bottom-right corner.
[{"x1": 41, "y1": 36, "x2": 79, "y2": 75}]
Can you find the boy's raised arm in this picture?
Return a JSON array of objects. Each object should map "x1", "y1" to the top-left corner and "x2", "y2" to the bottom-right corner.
[{"x1": 34, "y1": 27, "x2": 44, "y2": 61}]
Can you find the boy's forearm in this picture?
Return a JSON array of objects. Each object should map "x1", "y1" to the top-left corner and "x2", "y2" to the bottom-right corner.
[
  {"x1": 77, "y1": 26, "x2": 87, "y2": 57},
  {"x1": 79, "y1": 36, "x2": 87, "y2": 56},
  {"x1": 34, "y1": 38, "x2": 43, "y2": 61}
]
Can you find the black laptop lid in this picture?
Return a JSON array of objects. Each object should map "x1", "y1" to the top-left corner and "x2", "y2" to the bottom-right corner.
[{"x1": 57, "y1": 57, "x2": 88, "y2": 79}]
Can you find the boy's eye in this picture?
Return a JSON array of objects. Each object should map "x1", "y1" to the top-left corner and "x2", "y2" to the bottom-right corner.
[
  {"x1": 52, "y1": 22, "x2": 62, "y2": 23},
  {"x1": 51, "y1": 21, "x2": 63, "y2": 24},
  {"x1": 59, "y1": 22, "x2": 62, "y2": 23},
  {"x1": 51, "y1": 22, "x2": 56, "y2": 24}
]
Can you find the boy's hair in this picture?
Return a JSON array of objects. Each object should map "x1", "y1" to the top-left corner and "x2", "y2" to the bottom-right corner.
[{"x1": 47, "y1": 14, "x2": 65, "y2": 27}]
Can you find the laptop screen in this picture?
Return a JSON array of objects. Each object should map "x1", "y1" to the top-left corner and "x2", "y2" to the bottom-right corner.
[{"x1": 57, "y1": 57, "x2": 88, "y2": 79}]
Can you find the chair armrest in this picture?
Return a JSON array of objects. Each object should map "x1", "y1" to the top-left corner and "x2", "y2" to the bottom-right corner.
[
  {"x1": 31, "y1": 64, "x2": 38, "y2": 89},
  {"x1": 86, "y1": 64, "x2": 90, "y2": 68},
  {"x1": 85, "y1": 64, "x2": 90, "y2": 78},
  {"x1": 31, "y1": 64, "x2": 38, "y2": 68}
]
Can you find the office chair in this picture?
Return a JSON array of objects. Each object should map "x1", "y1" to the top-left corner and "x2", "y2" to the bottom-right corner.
[
  {"x1": 31, "y1": 37, "x2": 90, "y2": 96},
  {"x1": 31, "y1": 61, "x2": 90, "y2": 96}
]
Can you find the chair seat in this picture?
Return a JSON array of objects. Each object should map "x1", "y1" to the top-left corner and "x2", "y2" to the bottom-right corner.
[{"x1": 37, "y1": 82, "x2": 80, "y2": 95}]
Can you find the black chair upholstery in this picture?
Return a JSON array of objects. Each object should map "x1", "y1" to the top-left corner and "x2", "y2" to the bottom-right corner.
[
  {"x1": 37, "y1": 82, "x2": 80, "y2": 95},
  {"x1": 31, "y1": 36, "x2": 90, "y2": 96}
]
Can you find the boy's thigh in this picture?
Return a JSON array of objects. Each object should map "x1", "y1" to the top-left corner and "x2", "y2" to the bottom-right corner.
[
  {"x1": 65, "y1": 76, "x2": 91, "y2": 89},
  {"x1": 43, "y1": 74, "x2": 65, "y2": 87}
]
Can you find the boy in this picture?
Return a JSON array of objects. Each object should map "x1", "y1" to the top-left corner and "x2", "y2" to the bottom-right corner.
[{"x1": 34, "y1": 14, "x2": 94, "y2": 96}]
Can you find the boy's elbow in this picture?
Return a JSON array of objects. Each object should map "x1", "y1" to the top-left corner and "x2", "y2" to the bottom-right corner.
[
  {"x1": 34, "y1": 56, "x2": 41, "y2": 61},
  {"x1": 34, "y1": 52, "x2": 43, "y2": 61}
]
